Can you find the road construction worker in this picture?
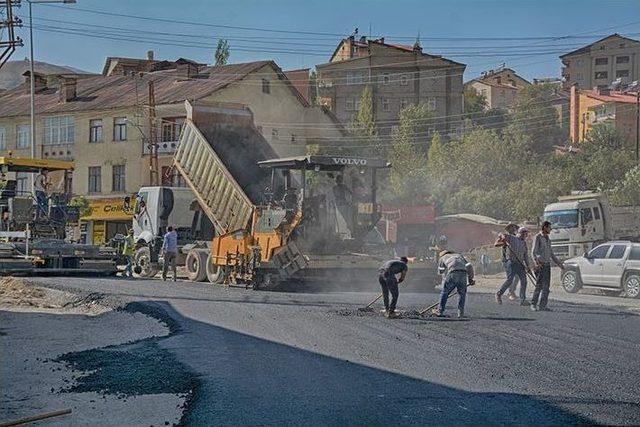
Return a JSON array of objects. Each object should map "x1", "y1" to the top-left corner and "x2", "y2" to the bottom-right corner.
[
  {"x1": 34, "y1": 169, "x2": 50, "y2": 218},
  {"x1": 531, "y1": 221, "x2": 564, "y2": 312},
  {"x1": 377, "y1": 256, "x2": 408, "y2": 318},
  {"x1": 122, "y1": 229, "x2": 135, "y2": 278},
  {"x1": 435, "y1": 250, "x2": 475, "y2": 318},
  {"x1": 162, "y1": 226, "x2": 178, "y2": 282},
  {"x1": 500, "y1": 223, "x2": 520, "y2": 300},
  {"x1": 495, "y1": 226, "x2": 532, "y2": 306}
]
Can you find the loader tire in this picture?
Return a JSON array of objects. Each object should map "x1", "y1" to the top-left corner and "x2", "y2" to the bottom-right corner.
[
  {"x1": 134, "y1": 246, "x2": 158, "y2": 278},
  {"x1": 185, "y1": 250, "x2": 208, "y2": 282}
]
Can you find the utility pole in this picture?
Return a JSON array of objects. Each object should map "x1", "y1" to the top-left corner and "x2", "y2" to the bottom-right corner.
[
  {"x1": 148, "y1": 80, "x2": 159, "y2": 186},
  {"x1": 0, "y1": 0, "x2": 23, "y2": 69},
  {"x1": 636, "y1": 89, "x2": 640, "y2": 163}
]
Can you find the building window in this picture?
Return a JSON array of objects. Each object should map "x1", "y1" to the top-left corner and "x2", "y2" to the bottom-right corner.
[
  {"x1": 576, "y1": 72, "x2": 583, "y2": 81},
  {"x1": 382, "y1": 73, "x2": 390, "y2": 85},
  {"x1": 16, "y1": 172, "x2": 28, "y2": 195},
  {"x1": 346, "y1": 72, "x2": 363, "y2": 85},
  {"x1": 262, "y1": 79, "x2": 270, "y2": 94},
  {"x1": 595, "y1": 57, "x2": 608, "y2": 66},
  {"x1": 616, "y1": 56, "x2": 630, "y2": 64},
  {"x1": 427, "y1": 97, "x2": 437, "y2": 110},
  {"x1": 290, "y1": 133, "x2": 296, "y2": 144},
  {"x1": 43, "y1": 116, "x2": 74, "y2": 145},
  {"x1": 355, "y1": 99, "x2": 361, "y2": 111},
  {"x1": 382, "y1": 98, "x2": 390, "y2": 112},
  {"x1": 271, "y1": 128, "x2": 279, "y2": 140},
  {"x1": 113, "y1": 117, "x2": 127, "y2": 141},
  {"x1": 161, "y1": 166, "x2": 187, "y2": 187},
  {"x1": 89, "y1": 119, "x2": 103, "y2": 143},
  {"x1": 616, "y1": 70, "x2": 630, "y2": 78},
  {"x1": 0, "y1": 127, "x2": 6, "y2": 150},
  {"x1": 346, "y1": 98, "x2": 354, "y2": 111},
  {"x1": 88, "y1": 166, "x2": 101, "y2": 194},
  {"x1": 112, "y1": 164, "x2": 125, "y2": 192},
  {"x1": 15, "y1": 125, "x2": 29, "y2": 149},
  {"x1": 594, "y1": 71, "x2": 608, "y2": 80},
  {"x1": 400, "y1": 99, "x2": 408, "y2": 109},
  {"x1": 161, "y1": 117, "x2": 185, "y2": 142},
  {"x1": 400, "y1": 74, "x2": 409, "y2": 86}
]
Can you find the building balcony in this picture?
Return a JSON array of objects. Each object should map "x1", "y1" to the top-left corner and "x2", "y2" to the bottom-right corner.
[
  {"x1": 42, "y1": 143, "x2": 74, "y2": 160},
  {"x1": 142, "y1": 140, "x2": 179, "y2": 155}
]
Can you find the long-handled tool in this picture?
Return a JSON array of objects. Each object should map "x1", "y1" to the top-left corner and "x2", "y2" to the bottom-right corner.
[
  {"x1": 504, "y1": 241, "x2": 537, "y2": 283},
  {"x1": 419, "y1": 290, "x2": 458, "y2": 315},
  {"x1": 358, "y1": 279, "x2": 406, "y2": 312}
]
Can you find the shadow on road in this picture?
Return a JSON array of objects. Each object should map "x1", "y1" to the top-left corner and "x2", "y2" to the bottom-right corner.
[{"x1": 147, "y1": 301, "x2": 590, "y2": 425}]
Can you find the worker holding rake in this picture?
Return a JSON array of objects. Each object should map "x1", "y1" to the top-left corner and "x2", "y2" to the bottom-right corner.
[
  {"x1": 377, "y1": 256, "x2": 408, "y2": 318},
  {"x1": 434, "y1": 250, "x2": 475, "y2": 318},
  {"x1": 494, "y1": 227, "x2": 533, "y2": 306}
]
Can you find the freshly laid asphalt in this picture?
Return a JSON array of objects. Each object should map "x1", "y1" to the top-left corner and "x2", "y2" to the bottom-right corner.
[{"x1": 15, "y1": 276, "x2": 640, "y2": 425}]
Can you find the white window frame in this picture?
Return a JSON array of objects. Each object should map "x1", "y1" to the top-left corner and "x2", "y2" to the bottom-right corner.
[
  {"x1": 427, "y1": 97, "x2": 437, "y2": 110},
  {"x1": 400, "y1": 74, "x2": 409, "y2": 86},
  {"x1": 16, "y1": 125, "x2": 30, "y2": 149},
  {"x1": 89, "y1": 119, "x2": 103, "y2": 143},
  {"x1": 113, "y1": 117, "x2": 127, "y2": 142},
  {"x1": 161, "y1": 117, "x2": 185, "y2": 142},
  {"x1": 382, "y1": 73, "x2": 390, "y2": 85},
  {"x1": 0, "y1": 126, "x2": 6, "y2": 151},
  {"x1": 400, "y1": 99, "x2": 408, "y2": 109},
  {"x1": 355, "y1": 99, "x2": 362, "y2": 111},
  {"x1": 16, "y1": 172, "x2": 29, "y2": 194},
  {"x1": 382, "y1": 98, "x2": 390, "y2": 112},
  {"x1": 43, "y1": 116, "x2": 75, "y2": 145}
]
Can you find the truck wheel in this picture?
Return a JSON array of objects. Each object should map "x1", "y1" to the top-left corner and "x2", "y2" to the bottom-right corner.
[
  {"x1": 134, "y1": 247, "x2": 158, "y2": 278},
  {"x1": 623, "y1": 272, "x2": 640, "y2": 298},
  {"x1": 185, "y1": 250, "x2": 208, "y2": 282},
  {"x1": 561, "y1": 270, "x2": 582, "y2": 293},
  {"x1": 206, "y1": 254, "x2": 226, "y2": 284}
]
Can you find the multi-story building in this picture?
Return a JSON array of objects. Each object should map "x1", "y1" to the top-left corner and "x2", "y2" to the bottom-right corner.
[
  {"x1": 560, "y1": 34, "x2": 640, "y2": 90},
  {"x1": 569, "y1": 85, "x2": 638, "y2": 150},
  {"x1": 316, "y1": 36, "x2": 466, "y2": 138},
  {"x1": 465, "y1": 67, "x2": 530, "y2": 110},
  {"x1": 0, "y1": 59, "x2": 344, "y2": 244}
]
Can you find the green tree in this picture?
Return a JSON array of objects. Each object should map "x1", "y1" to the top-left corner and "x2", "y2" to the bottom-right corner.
[
  {"x1": 308, "y1": 70, "x2": 318, "y2": 105},
  {"x1": 385, "y1": 105, "x2": 431, "y2": 205},
  {"x1": 463, "y1": 86, "x2": 487, "y2": 114},
  {"x1": 609, "y1": 166, "x2": 640, "y2": 206},
  {"x1": 509, "y1": 83, "x2": 565, "y2": 153},
  {"x1": 345, "y1": 85, "x2": 380, "y2": 156},
  {"x1": 214, "y1": 39, "x2": 230, "y2": 66}
]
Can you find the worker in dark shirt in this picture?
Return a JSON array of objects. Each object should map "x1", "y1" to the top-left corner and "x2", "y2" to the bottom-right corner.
[{"x1": 377, "y1": 257, "x2": 408, "y2": 318}]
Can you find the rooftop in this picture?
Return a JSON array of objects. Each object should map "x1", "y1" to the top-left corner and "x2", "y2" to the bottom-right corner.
[
  {"x1": 0, "y1": 60, "x2": 308, "y2": 118},
  {"x1": 582, "y1": 89, "x2": 638, "y2": 104}
]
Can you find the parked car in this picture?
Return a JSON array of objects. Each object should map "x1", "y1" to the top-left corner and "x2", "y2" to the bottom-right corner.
[{"x1": 561, "y1": 241, "x2": 640, "y2": 298}]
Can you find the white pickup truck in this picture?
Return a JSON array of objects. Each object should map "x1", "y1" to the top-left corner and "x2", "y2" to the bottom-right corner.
[
  {"x1": 543, "y1": 192, "x2": 640, "y2": 259},
  {"x1": 561, "y1": 241, "x2": 640, "y2": 298}
]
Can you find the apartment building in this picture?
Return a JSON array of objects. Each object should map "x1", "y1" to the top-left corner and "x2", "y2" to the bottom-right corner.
[
  {"x1": 316, "y1": 36, "x2": 466, "y2": 137},
  {"x1": 569, "y1": 85, "x2": 638, "y2": 149},
  {"x1": 465, "y1": 67, "x2": 530, "y2": 110},
  {"x1": 560, "y1": 34, "x2": 640, "y2": 90},
  {"x1": 0, "y1": 59, "x2": 344, "y2": 243}
]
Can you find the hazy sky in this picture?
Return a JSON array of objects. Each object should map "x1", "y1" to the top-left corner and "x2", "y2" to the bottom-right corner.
[{"x1": 16, "y1": 0, "x2": 640, "y2": 80}]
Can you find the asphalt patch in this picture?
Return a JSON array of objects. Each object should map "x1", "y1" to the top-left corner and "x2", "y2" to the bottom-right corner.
[{"x1": 53, "y1": 302, "x2": 200, "y2": 426}]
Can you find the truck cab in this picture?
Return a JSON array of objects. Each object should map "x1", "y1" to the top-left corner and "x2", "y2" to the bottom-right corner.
[{"x1": 543, "y1": 198, "x2": 606, "y2": 259}]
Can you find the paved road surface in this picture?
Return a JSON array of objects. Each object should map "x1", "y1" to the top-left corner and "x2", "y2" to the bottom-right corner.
[{"x1": 22, "y1": 277, "x2": 640, "y2": 425}]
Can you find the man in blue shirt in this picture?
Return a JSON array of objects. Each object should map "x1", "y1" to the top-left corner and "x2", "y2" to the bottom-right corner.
[{"x1": 162, "y1": 226, "x2": 178, "y2": 282}]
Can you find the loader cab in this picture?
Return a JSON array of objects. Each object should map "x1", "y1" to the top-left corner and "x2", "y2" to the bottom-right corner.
[{"x1": 258, "y1": 155, "x2": 389, "y2": 253}]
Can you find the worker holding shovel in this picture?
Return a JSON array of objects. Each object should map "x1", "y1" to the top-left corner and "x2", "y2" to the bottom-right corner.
[
  {"x1": 377, "y1": 256, "x2": 408, "y2": 318},
  {"x1": 434, "y1": 250, "x2": 475, "y2": 318},
  {"x1": 494, "y1": 227, "x2": 533, "y2": 306}
]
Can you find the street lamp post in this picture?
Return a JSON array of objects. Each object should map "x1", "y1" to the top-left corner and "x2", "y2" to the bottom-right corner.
[{"x1": 27, "y1": 0, "x2": 76, "y2": 194}]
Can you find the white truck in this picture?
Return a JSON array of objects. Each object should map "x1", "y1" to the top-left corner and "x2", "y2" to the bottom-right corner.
[{"x1": 543, "y1": 191, "x2": 640, "y2": 259}]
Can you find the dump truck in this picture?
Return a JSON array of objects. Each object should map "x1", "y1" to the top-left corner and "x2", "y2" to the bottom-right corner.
[
  {"x1": 0, "y1": 157, "x2": 118, "y2": 275},
  {"x1": 543, "y1": 191, "x2": 640, "y2": 259},
  {"x1": 131, "y1": 100, "x2": 437, "y2": 290}
]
